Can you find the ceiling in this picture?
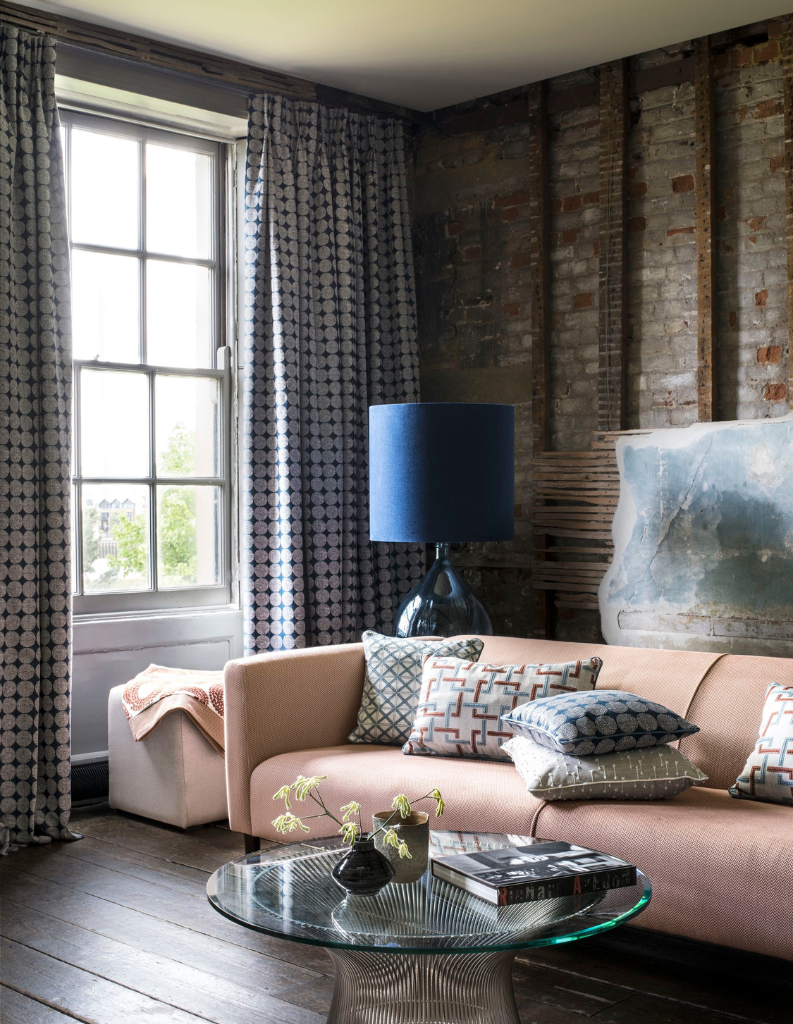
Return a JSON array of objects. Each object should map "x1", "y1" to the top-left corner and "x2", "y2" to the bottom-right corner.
[{"x1": 22, "y1": 1, "x2": 793, "y2": 111}]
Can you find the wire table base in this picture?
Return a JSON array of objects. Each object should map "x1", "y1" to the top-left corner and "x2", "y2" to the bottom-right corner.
[{"x1": 326, "y1": 948, "x2": 520, "y2": 1024}]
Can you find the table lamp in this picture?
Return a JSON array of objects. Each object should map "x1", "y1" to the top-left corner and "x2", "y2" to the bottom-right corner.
[{"x1": 369, "y1": 403, "x2": 515, "y2": 637}]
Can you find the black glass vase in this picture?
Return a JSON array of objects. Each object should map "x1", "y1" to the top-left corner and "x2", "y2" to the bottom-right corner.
[{"x1": 332, "y1": 837, "x2": 395, "y2": 896}]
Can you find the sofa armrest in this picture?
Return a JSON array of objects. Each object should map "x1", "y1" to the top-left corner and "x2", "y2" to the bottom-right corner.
[{"x1": 224, "y1": 643, "x2": 366, "y2": 834}]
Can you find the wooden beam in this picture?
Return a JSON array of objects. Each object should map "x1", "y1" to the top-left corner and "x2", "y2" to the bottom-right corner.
[
  {"x1": 629, "y1": 56, "x2": 695, "y2": 96},
  {"x1": 529, "y1": 81, "x2": 551, "y2": 456},
  {"x1": 527, "y1": 81, "x2": 553, "y2": 639},
  {"x1": 597, "y1": 59, "x2": 628, "y2": 432},
  {"x1": 694, "y1": 36, "x2": 717, "y2": 422},
  {"x1": 0, "y1": 0, "x2": 425, "y2": 124},
  {"x1": 783, "y1": 16, "x2": 793, "y2": 411}
]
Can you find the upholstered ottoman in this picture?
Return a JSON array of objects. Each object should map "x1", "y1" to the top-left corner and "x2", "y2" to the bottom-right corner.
[{"x1": 108, "y1": 684, "x2": 228, "y2": 828}]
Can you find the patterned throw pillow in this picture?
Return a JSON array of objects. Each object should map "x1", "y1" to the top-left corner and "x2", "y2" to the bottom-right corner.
[
  {"x1": 503, "y1": 690, "x2": 699, "y2": 756},
  {"x1": 504, "y1": 735, "x2": 708, "y2": 801},
  {"x1": 402, "y1": 656, "x2": 602, "y2": 761},
  {"x1": 729, "y1": 682, "x2": 793, "y2": 806},
  {"x1": 349, "y1": 632, "x2": 485, "y2": 746}
]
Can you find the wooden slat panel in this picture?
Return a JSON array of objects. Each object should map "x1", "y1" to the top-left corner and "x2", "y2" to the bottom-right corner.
[
  {"x1": 695, "y1": 36, "x2": 717, "y2": 421},
  {"x1": 598, "y1": 59, "x2": 628, "y2": 432}
]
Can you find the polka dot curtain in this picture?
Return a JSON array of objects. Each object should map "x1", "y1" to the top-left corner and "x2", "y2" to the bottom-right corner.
[
  {"x1": 0, "y1": 25, "x2": 75, "y2": 853},
  {"x1": 242, "y1": 94, "x2": 424, "y2": 652}
]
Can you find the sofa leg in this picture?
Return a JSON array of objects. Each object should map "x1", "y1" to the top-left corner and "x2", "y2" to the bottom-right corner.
[{"x1": 243, "y1": 833, "x2": 260, "y2": 854}]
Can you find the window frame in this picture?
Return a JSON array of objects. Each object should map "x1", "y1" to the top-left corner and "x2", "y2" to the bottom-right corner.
[{"x1": 61, "y1": 109, "x2": 234, "y2": 616}]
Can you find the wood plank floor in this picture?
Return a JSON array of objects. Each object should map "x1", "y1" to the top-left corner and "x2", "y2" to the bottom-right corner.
[{"x1": 1, "y1": 805, "x2": 788, "y2": 1024}]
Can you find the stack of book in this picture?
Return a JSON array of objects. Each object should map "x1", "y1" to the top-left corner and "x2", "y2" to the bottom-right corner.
[{"x1": 431, "y1": 839, "x2": 636, "y2": 906}]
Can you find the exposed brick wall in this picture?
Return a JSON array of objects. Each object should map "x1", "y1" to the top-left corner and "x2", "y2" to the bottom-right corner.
[
  {"x1": 408, "y1": 18, "x2": 791, "y2": 640},
  {"x1": 548, "y1": 90, "x2": 600, "y2": 450},
  {"x1": 714, "y1": 42, "x2": 789, "y2": 417},
  {"x1": 626, "y1": 75, "x2": 698, "y2": 428}
]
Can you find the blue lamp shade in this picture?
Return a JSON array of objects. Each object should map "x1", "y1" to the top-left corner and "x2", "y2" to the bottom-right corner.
[{"x1": 369, "y1": 403, "x2": 515, "y2": 543}]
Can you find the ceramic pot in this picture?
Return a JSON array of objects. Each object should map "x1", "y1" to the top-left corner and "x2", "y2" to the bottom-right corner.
[
  {"x1": 331, "y1": 837, "x2": 394, "y2": 896},
  {"x1": 372, "y1": 810, "x2": 430, "y2": 883}
]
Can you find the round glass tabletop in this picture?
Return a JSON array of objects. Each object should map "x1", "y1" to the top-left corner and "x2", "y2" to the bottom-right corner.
[{"x1": 207, "y1": 831, "x2": 651, "y2": 954}]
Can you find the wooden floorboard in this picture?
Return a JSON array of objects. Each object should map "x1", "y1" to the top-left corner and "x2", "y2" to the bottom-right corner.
[
  {"x1": 0, "y1": 985, "x2": 80, "y2": 1024},
  {"x1": 1, "y1": 808, "x2": 788, "y2": 1024},
  {"x1": 0, "y1": 898, "x2": 324, "y2": 1024}
]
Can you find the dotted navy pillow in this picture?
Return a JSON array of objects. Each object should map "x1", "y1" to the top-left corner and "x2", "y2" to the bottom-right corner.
[{"x1": 503, "y1": 690, "x2": 699, "y2": 756}]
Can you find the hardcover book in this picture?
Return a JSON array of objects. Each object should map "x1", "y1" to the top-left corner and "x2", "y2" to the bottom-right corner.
[{"x1": 431, "y1": 839, "x2": 637, "y2": 906}]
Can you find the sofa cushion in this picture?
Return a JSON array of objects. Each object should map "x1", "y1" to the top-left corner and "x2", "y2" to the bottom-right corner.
[
  {"x1": 729, "y1": 682, "x2": 793, "y2": 806},
  {"x1": 504, "y1": 735, "x2": 708, "y2": 801},
  {"x1": 504, "y1": 690, "x2": 699, "y2": 756},
  {"x1": 534, "y1": 786, "x2": 793, "y2": 960},
  {"x1": 403, "y1": 655, "x2": 602, "y2": 762},
  {"x1": 349, "y1": 632, "x2": 485, "y2": 746},
  {"x1": 681, "y1": 655, "x2": 793, "y2": 791},
  {"x1": 250, "y1": 744, "x2": 542, "y2": 841}
]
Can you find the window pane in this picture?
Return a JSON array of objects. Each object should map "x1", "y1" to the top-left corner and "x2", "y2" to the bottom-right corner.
[
  {"x1": 156, "y1": 376, "x2": 220, "y2": 477},
  {"x1": 71, "y1": 484, "x2": 79, "y2": 595},
  {"x1": 72, "y1": 250, "x2": 140, "y2": 362},
  {"x1": 146, "y1": 144, "x2": 212, "y2": 259},
  {"x1": 146, "y1": 261, "x2": 212, "y2": 368},
  {"x1": 70, "y1": 128, "x2": 139, "y2": 249},
  {"x1": 82, "y1": 484, "x2": 150, "y2": 593},
  {"x1": 157, "y1": 485, "x2": 221, "y2": 588},
  {"x1": 80, "y1": 369, "x2": 149, "y2": 478}
]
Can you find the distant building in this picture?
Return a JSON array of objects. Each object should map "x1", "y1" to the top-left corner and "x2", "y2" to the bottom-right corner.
[{"x1": 96, "y1": 497, "x2": 136, "y2": 533}]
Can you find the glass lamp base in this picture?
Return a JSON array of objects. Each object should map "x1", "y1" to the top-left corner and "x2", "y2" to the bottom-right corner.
[{"x1": 394, "y1": 544, "x2": 493, "y2": 638}]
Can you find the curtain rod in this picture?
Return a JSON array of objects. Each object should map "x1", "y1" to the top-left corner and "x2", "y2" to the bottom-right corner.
[{"x1": 0, "y1": 0, "x2": 429, "y2": 125}]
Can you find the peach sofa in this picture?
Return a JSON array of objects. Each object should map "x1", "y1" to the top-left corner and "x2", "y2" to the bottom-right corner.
[{"x1": 224, "y1": 635, "x2": 793, "y2": 960}]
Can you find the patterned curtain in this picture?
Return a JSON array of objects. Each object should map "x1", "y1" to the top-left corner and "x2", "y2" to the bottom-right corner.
[
  {"x1": 0, "y1": 24, "x2": 74, "y2": 853},
  {"x1": 242, "y1": 93, "x2": 424, "y2": 652}
]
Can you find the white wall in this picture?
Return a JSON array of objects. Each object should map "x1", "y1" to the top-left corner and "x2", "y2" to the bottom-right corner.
[{"x1": 71, "y1": 607, "x2": 243, "y2": 760}]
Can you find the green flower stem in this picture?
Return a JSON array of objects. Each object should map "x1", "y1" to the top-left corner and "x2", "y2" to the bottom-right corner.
[{"x1": 309, "y1": 789, "x2": 344, "y2": 828}]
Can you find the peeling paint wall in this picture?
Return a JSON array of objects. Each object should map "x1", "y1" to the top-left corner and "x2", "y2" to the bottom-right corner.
[{"x1": 601, "y1": 417, "x2": 793, "y2": 656}]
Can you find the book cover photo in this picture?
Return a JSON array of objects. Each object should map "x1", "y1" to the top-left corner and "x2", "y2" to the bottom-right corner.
[{"x1": 431, "y1": 840, "x2": 637, "y2": 905}]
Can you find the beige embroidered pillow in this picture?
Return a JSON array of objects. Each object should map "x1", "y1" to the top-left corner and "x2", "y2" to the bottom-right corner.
[
  {"x1": 504, "y1": 735, "x2": 708, "y2": 800},
  {"x1": 403, "y1": 656, "x2": 602, "y2": 761}
]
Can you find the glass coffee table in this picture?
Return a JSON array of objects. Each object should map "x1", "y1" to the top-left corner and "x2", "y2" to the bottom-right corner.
[{"x1": 207, "y1": 831, "x2": 651, "y2": 1024}]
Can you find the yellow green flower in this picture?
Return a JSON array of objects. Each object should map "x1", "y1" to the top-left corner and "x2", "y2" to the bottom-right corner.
[
  {"x1": 339, "y1": 821, "x2": 361, "y2": 845},
  {"x1": 340, "y1": 801, "x2": 360, "y2": 822},
  {"x1": 273, "y1": 784, "x2": 291, "y2": 808},
  {"x1": 391, "y1": 793, "x2": 411, "y2": 818},
  {"x1": 382, "y1": 828, "x2": 412, "y2": 859},
  {"x1": 430, "y1": 788, "x2": 445, "y2": 817},
  {"x1": 272, "y1": 813, "x2": 309, "y2": 834},
  {"x1": 292, "y1": 775, "x2": 327, "y2": 801}
]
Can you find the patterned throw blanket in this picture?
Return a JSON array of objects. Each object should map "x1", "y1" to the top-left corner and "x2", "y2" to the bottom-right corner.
[{"x1": 122, "y1": 665, "x2": 225, "y2": 754}]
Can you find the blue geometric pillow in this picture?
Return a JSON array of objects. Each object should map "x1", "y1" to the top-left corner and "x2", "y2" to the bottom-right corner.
[{"x1": 503, "y1": 690, "x2": 699, "y2": 756}]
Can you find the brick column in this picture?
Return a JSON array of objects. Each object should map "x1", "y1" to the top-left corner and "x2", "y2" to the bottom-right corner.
[{"x1": 598, "y1": 59, "x2": 628, "y2": 431}]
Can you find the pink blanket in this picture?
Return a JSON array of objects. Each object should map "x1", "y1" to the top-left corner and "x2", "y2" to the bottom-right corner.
[{"x1": 122, "y1": 664, "x2": 225, "y2": 754}]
